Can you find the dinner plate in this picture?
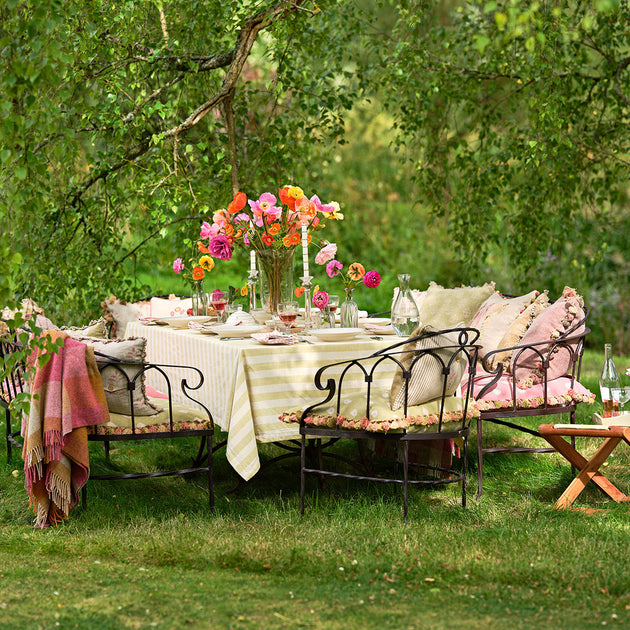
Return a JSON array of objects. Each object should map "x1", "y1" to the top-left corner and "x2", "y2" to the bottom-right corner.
[
  {"x1": 211, "y1": 324, "x2": 266, "y2": 338},
  {"x1": 362, "y1": 324, "x2": 397, "y2": 335},
  {"x1": 309, "y1": 327, "x2": 364, "y2": 342},
  {"x1": 158, "y1": 315, "x2": 213, "y2": 329}
]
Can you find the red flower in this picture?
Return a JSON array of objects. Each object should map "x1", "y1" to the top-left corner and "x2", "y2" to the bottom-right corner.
[
  {"x1": 262, "y1": 232, "x2": 274, "y2": 246},
  {"x1": 227, "y1": 191, "x2": 247, "y2": 214}
]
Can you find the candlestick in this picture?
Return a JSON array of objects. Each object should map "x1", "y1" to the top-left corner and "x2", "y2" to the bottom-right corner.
[
  {"x1": 250, "y1": 249, "x2": 256, "y2": 273},
  {"x1": 300, "y1": 274, "x2": 314, "y2": 331},
  {"x1": 301, "y1": 223, "x2": 309, "y2": 278}
]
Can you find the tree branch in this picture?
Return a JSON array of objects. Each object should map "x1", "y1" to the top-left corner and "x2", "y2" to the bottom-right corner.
[{"x1": 222, "y1": 88, "x2": 240, "y2": 194}]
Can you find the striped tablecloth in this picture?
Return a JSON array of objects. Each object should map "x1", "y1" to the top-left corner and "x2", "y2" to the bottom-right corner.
[{"x1": 126, "y1": 323, "x2": 396, "y2": 480}]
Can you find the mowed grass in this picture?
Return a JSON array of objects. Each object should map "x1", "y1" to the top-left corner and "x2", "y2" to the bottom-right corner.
[{"x1": 1, "y1": 350, "x2": 629, "y2": 629}]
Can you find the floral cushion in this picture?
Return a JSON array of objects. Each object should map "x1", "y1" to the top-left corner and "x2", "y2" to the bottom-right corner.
[
  {"x1": 389, "y1": 325, "x2": 467, "y2": 411},
  {"x1": 511, "y1": 287, "x2": 586, "y2": 389},
  {"x1": 67, "y1": 335, "x2": 159, "y2": 416},
  {"x1": 468, "y1": 371, "x2": 595, "y2": 411},
  {"x1": 279, "y1": 386, "x2": 479, "y2": 434},
  {"x1": 90, "y1": 397, "x2": 212, "y2": 435},
  {"x1": 470, "y1": 290, "x2": 539, "y2": 359},
  {"x1": 150, "y1": 296, "x2": 193, "y2": 318},
  {"x1": 490, "y1": 291, "x2": 550, "y2": 368},
  {"x1": 101, "y1": 297, "x2": 143, "y2": 338},
  {"x1": 417, "y1": 282, "x2": 495, "y2": 329}
]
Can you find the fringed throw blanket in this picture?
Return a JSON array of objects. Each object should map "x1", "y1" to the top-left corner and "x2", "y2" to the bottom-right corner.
[{"x1": 22, "y1": 331, "x2": 110, "y2": 528}]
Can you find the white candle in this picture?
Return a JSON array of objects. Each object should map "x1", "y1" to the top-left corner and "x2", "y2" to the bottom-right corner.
[
  {"x1": 250, "y1": 250, "x2": 256, "y2": 273},
  {"x1": 301, "y1": 223, "x2": 309, "y2": 277}
]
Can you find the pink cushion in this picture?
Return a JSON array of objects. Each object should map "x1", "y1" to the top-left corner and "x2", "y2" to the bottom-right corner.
[
  {"x1": 511, "y1": 287, "x2": 585, "y2": 389},
  {"x1": 468, "y1": 371, "x2": 594, "y2": 410},
  {"x1": 150, "y1": 296, "x2": 193, "y2": 318},
  {"x1": 145, "y1": 385, "x2": 168, "y2": 400}
]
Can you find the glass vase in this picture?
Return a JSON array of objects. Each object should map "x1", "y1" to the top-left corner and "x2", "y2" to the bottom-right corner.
[
  {"x1": 340, "y1": 287, "x2": 359, "y2": 328},
  {"x1": 320, "y1": 306, "x2": 335, "y2": 328},
  {"x1": 257, "y1": 247, "x2": 296, "y2": 314},
  {"x1": 391, "y1": 273, "x2": 420, "y2": 337},
  {"x1": 191, "y1": 280, "x2": 208, "y2": 316}
]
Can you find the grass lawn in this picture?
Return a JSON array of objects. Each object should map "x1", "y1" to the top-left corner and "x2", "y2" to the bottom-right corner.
[{"x1": 1, "y1": 350, "x2": 629, "y2": 629}]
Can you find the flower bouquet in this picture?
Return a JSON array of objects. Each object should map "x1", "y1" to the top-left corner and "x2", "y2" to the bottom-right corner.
[{"x1": 174, "y1": 185, "x2": 342, "y2": 313}]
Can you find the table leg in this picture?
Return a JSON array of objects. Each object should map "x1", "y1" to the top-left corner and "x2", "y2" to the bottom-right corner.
[{"x1": 544, "y1": 435, "x2": 630, "y2": 508}]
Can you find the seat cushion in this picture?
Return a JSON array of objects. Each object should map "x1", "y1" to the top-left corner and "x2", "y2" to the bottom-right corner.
[
  {"x1": 280, "y1": 386, "x2": 479, "y2": 433},
  {"x1": 469, "y1": 372, "x2": 595, "y2": 411},
  {"x1": 150, "y1": 296, "x2": 193, "y2": 318},
  {"x1": 90, "y1": 397, "x2": 212, "y2": 435}
]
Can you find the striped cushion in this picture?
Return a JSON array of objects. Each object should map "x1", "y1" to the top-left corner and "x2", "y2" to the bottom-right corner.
[{"x1": 389, "y1": 326, "x2": 467, "y2": 411}]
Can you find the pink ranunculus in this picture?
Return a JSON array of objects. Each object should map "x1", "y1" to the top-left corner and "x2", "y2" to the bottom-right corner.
[
  {"x1": 362, "y1": 270, "x2": 381, "y2": 288},
  {"x1": 326, "y1": 260, "x2": 343, "y2": 278},
  {"x1": 172, "y1": 258, "x2": 184, "y2": 274},
  {"x1": 316, "y1": 243, "x2": 338, "y2": 265},
  {"x1": 312, "y1": 290, "x2": 329, "y2": 310},
  {"x1": 208, "y1": 235, "x2": 233, "y2": 261}
]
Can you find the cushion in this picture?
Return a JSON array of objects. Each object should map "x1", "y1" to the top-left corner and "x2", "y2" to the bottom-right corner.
[
  {"x1": 491, "y1": 291, "x2": 550, "y2": 368},
  {"x1": 62, "y1": 317, "x2": 108, "y2": 339},
  {"x1": 101, "y1": 297, "x2": 142, "y2": 338},
  {"x1": 67, "y1": 335, "x2": 159, "y2": 416},
  {"x1": 90, "y1": 396, "x2": 212, "y2": 435},
  {"x1": 389, "y1": 325, "x2": 468, "y2": 411},
  {"x1": 468, "y1": 371, "x2": 595, "y2": 410},
  {"x1": 279, "y1": 386, "x2": 479, "y2": 433},
  {"x1": 150, "y1": 296, "x2": 193, "y2": 318},
  {"x1": 416, "y1": 282, "x2": 495, "y2": 329},
  {"x1": 511, "y1": 287, "x2": 586, "y2": 389},
  {"x1": 471, "y1": 290, "x2": 540, "y2": 359}
]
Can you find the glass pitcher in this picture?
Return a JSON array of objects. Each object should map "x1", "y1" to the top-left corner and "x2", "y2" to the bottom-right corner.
[{"x1": 391, "y1": 274, "x2": 420, "y2": 337}]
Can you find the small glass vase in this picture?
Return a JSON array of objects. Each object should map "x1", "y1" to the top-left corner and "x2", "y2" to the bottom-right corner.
[
  {"x1": 340, "y1": 287, "x2": 359, "y2": 328},
  {"x1": 191, "y1": 280, "x2": 208, "y2": 316},
  {"x1": 320, "y1": 306, "x2": 335, "y2": 328},
  {"x1": 257, "y1": 247, "x2": 296, "y2": 314},
  {"x1": 391, "y1": 273, "x2": 420, "y2": 337}
]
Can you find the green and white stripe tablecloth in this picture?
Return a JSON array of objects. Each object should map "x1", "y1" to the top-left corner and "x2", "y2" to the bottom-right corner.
[{"x1": 126, "y1": 323, "x2": 395, "y2": 480}]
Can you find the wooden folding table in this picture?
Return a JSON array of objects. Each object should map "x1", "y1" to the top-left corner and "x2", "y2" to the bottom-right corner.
[{"x1": 539, "y1": 423, "x2": 630, "y2": 510}]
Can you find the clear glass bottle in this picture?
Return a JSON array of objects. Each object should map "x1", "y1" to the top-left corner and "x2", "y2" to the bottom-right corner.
[
  {"x1": 599, "y1": 343, "x2": 621, "y2": 418},
  {"x1": 191, "y1": 281, "x2": 208, "y2": 316},
  {"x1": 340, "y1": 287, "x2": 359, "y2": 328},
  {"x1": 391, "y1": 273, "x2": 420, "y2": 337}
]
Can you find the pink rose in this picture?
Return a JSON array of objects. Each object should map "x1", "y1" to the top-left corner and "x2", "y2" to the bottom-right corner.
[
  {"x1": 172, "y1": 258, "x2": 184, "y2": 274},
  {"x1": 315, "y1": 243, "x2": 337, "y2": 265},
  {"x1": 362, "y1": 270, "x2": 381, "y2": 288},
  {"x1": 326, "y1": 260, "x2": 343, "y2": 278},
  {"x1": 208, "y1": 235, "x2": 233, "y2": 261}
]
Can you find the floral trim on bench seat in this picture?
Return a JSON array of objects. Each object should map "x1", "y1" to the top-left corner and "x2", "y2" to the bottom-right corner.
[
  {"x1": 279, "y1": 387, "x2": 479, "y2": 434},
  {"x1": 89, "y1": 396, "x2": 212, "y2": 435},
  {"x1": 468, "y1": 373, "x2": 595, "y2": 411}
]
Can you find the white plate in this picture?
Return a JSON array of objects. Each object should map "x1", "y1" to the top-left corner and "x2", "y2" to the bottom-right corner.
[
  {"x1": 310, "y1": 327, "x2": 364, "y2": 342},
  {"x1": 157, "y1": 316, "x2": 213, "y2": 329},
  {"x1": 212, "y1": 324, "x2": 266, "y2": 338},
  {"x1": 359, "y1": 317, "x2": 391, "y2": 327},
  {"x1": 363, "y1": 325, "x2": 397, "y2": 335}
]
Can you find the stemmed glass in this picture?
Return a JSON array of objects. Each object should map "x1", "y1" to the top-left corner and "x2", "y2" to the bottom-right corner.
[
  {"x1": 210, "y1": 290, "x2": 229, "y2": 323},
  {"x1": 277, "y1": 301, "x2": 298, "y2": 335},
  {"x1": 327, "y1": 295, "x2": 339, "y2": 327},
  {"x1": 619, "y1": 386, "x2": 630, "y2": 414}
]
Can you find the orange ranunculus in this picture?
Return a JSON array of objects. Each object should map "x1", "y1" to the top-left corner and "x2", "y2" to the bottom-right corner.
[
  {"x1": 192, "y1": 266, "x2": 205, "y2": 281},
  {"x1": 240, "y1": 285, "x2": 248, "y2": 296},
  {"x1": 234, "y1": 229, "x2": 242, "y2": 239},
  {"x1": 199, "y1": 255, "x2": 215, "y2": 272},
  {"x1": 198, "y1": 241, "x2": 210, "y2": 254},
  {"x1": 284, "y1": 232, "x2": 300, "y2": 247},
  {"x1": 294, "y1": 286, "x2": 305, "y2": 298},
  {"x1": 227, "y1": 191, "x2": 247, "y2": 214},
  {"x1": 224, "y1": 224, "x2": 234, "y2": 236},
  {"x1": 282, "y1": 234, "x2": 293, "y2": 247},
  {"x1": 268, "y1": 223, "x2": 281, "y2": 236},
  {"x1": 348, "y1": 262, "x2": 366, "y2": 281},
  {"x1": 262, "y1": 233, "x2": 274, "y2": 246}
]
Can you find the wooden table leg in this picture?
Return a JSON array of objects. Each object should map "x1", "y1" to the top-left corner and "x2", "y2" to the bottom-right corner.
[{"x1": 544, "y1": 434, "x2": 630, "y2": 508}]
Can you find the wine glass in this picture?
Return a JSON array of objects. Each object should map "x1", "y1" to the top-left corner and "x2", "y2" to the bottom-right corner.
[
  {"x1": 277, "y1": 301, "x2": 298, "y2": 335},
  {"x1": 210, "y1": 290, "x2": 229, "y2": 323},
  {"x1": 619, "y1": 387, "x2": 630, "y2": 414},
  {"x1": 327, "y1": 295, "x2": 339, "y2": 327}
]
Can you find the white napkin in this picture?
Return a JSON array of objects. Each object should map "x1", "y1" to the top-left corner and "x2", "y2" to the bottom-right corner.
[
  {"x1": 251, "y1": 331, "x2": 295, "y2": 345},
  {"x1": 363, "y1": 323, "x2": 394, "y2": 333}
]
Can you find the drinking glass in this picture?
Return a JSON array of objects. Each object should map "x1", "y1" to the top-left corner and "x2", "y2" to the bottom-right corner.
[
  {"x1": 277, "y1": 301, "x2": 298, "y2": 335},
  {"x1": 327, "y1": 295, "x2": 339, "y2": 327},
  {"x1": 210, "y1": 290, "x2": 229, "y2": 323},
  {"x1": 619, "y1": 387, "x2": 630, "y2": 414}
]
